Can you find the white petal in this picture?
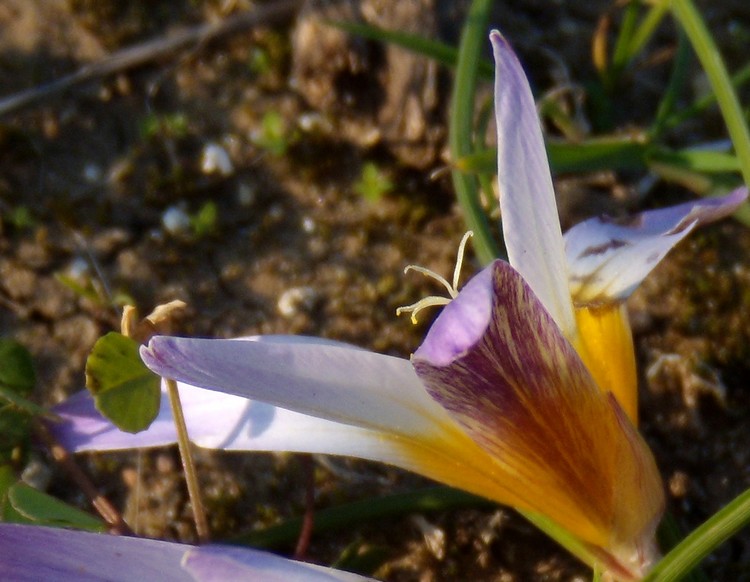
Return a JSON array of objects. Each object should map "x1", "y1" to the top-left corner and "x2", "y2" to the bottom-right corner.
[
  {"x1": 55, "y1": 334, "x2": 520, "y2": 505},
  {"x1": 491, "y1": 30, "x2": 576, "y2": 336},
  {"x1": 565, "y1": 188, "x2": 748, "y2": 303},
  {"x1": 52, "y1": 384, "x2": 434, "y2": 469},
  {"x1": 140, "y1": 335, "x2": 455, "y2": 443}
]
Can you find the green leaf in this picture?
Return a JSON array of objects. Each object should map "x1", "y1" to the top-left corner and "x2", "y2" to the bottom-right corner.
[
  {"x1": 0, "y1": 405, "x2": 31, "y2": 463},
  {"x1": 0, "y1": 339, "x2": 35, "y2": 397},
  {"x1": 253, "y1": 111, "x2": 289, "y2": 156},
  {"x1": 4, "y1": 468, "x2": 98, "y2": 543},
  {"x1": 6, "y1": 481, "x2": 104, "y2": 531},
  {"x1": 234, "y1": 486, "x2": 490, "y2": 549},
  {"x1": 190, "y1": 201, "x2": 218, "y2": 238},
  {"x1": 86, "y1": 332, "x2": 161, "y2": 433},
  {"x1": 354, "y1": 162, "x2": 393, "y2": 202},
  {"x1": 0, "y1": 386, "x2": 46, "y2": 417},
  {"x1": 648, "y1": 149, "x2": 740, "y2": 173}
]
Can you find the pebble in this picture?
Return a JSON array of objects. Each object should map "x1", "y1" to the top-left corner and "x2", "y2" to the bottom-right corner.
[
  {"x1": 162, "y1": 205, "x2": 191, "y2": 235},
  {"x1": 200, "y1": 142, "x2": 234, "y2": 176},
  {"x1": 277, "y1": 286, "x2": 316, "y2": 317}
]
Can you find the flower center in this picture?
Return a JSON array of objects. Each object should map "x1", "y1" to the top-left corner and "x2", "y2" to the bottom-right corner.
[{"x1": 396, "y1": 231, "x2": 473, "y2": 324}]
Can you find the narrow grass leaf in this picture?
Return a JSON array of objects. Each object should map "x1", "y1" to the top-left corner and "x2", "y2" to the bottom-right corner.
[
  {"x1": 456, "y1": 137, "x2": 650, "y2": 175},
  {"x1": 644, "y1": 487, "x2": 750, "y2": 582},
  {"x1": 670, "y1": 0, "x2": 750, "y2": 189},
  {"x1": 449, "y1": 0, "x2": 499, "y2": 264},
  {"x1": 233, "y1": 486, "x2": 490, "y2": 549}
]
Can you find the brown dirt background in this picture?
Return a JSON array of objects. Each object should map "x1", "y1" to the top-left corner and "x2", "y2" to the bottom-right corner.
[{"x1": 1, "y1": 0, "x2": 750, "y2": 580}]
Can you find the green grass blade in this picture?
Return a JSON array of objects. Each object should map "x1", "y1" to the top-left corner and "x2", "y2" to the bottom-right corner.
[
  {"x1": 650, "y1": 30, "x2": 691, "y2": 138},
  {"x1": 656, "y1": 513, "x2": 708, "y2": 582},
  {"x1": 456, "y1": 136, "x2": 650, "y2": 175},
  {"x1": 610, "y1": 0, "x2": 642, "y2": 83},
  {"x1": 661, "y1": 62, "x2": 750, "y2": 130},
  {"x1": 520, "y1": 510, "x2": 602, "y2": 574},
  {"x1": 231, "y1": 486, "x2": 490, "y2": 549},
  {"x1": 670, "y1": 0, "x2": 750, "y2": 188},
  {"x1": 330, "y1": 20, "x2": 494, "y2": 80},
  {"x1": 644, "y1": 487, "x2": 750, "y2": 581},
  {"x1": 449, "y1": 0, "x2": 499, "y2": 264},
  {"x1": 627, "y1": 2, "x2": 670, "y2": 61},
  {"x1": 648, "y1": 148, "x2": 740, "y2": 173}
]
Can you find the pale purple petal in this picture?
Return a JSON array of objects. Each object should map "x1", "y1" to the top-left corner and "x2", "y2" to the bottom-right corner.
[
  {"x1": 565, "y1": 187, "x2": 748, "y2": 303},
  {"x1": 0, "y1": 524, "x2": 187, "y2": 581},
  {"x1": 184, "y1": 545, "x2": 371, "y2": 582},
  {"x1": 52, "y1": 389, "x2": 179, "y2": 450},
  {"x1": 139, "y1": 335, "x2": 457, "y2": 443},
  {"x1": 51, "y1": 384, "x2": 395, "y2": 461},
  {"x1": 0, "y1": 524, "x2": 372, "y2": 582},
  {"x1": 57, "y1": 338, "x2": 527, "y2": 504},
  {"x1": 413, "y1": 265, "x2": 494, "y2": 367},
  {"x1": 491, "y1": 30, "x2": 576, "y2": 337}
]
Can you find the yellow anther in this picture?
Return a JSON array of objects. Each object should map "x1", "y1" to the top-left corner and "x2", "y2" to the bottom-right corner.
[{"x1": 396, "y1": 231, "x2": 473, "y2": 324}]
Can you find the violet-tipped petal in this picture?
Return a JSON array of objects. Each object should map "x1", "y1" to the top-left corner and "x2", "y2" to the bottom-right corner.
[{"x1": 565, "y1": 187, "x2": 748, "y2": 304}]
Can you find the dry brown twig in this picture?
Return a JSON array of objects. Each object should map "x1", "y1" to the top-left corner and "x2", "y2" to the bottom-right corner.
[{"x1": 0, "y1": 0, "x2": 302, "y2": 117}]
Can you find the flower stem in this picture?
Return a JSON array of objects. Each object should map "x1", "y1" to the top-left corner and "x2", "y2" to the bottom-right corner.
[{"x1": 165, "y1": 378, "x2": 209, "y2": 543}]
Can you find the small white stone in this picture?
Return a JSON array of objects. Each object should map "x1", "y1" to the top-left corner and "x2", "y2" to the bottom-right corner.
[
  {"x1": 301, "y1": 216, "x2": 315, "y2": 233},
  {"x1": 201, "y1": 142, "x2": 234, "y2": 176},
  {"x1": 277, "y1": 286, "x2": 316, "y2": 317},
  {"x1": 411, "y1": 515, "x2": 446, "y2": 560},
  {"x1": 162, "y1": 205, "x2": 191, "y2": 234},
  {"x1": 67, "y1": 256, "x2": 90, "y2": 280},
  {"x1": 83, "y1": 163, "x2": 102, "y2": 183},
  {"x1": 297, "y1": 112, "x2": 331, "y2": 132}
]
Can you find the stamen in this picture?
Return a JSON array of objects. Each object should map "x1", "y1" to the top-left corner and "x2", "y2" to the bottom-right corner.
[
  {"x1": 397, "y1": 231, "x2": 473, "y2": 324},
  {"x1": 452, "y1": 231, "x2": 473, "y2": 291},
  {"x1": 396, "y1": 296, "x2": 452, "y2": 325}
]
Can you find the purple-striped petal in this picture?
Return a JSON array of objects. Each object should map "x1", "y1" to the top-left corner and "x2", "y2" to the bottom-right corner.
[
  {"x1": 565, "y1": 187, "x2": 748, "y2": 304},
  {"x1": 413, "y1": 260, "x2": 664, "y2": 576},
  {"x1": 491, "y1": 30, "x2": 576, "y2": 337},
  {"x1": 137, "y1": 336, "x2": 580, "y2": 510},
  {"x1": 0, "y1": 524, "x2": 371, "y2": 582}
]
